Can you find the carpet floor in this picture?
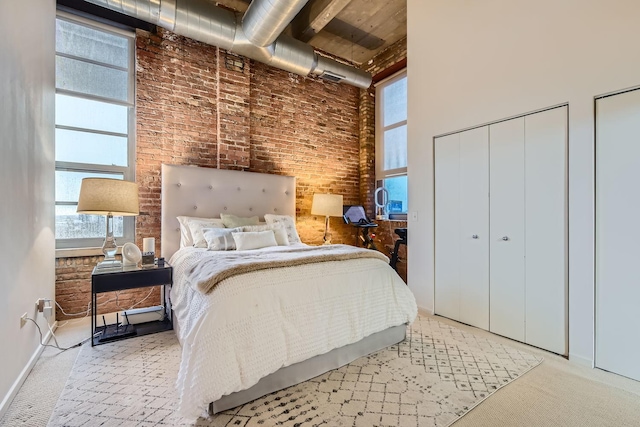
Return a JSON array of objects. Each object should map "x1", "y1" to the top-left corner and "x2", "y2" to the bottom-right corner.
[
  {"x1": 4, "y1": 314, "x2": 640, "y2": 427},
  {"x1": 46, "y1": 316, "x2": 541, "y2": 426}
]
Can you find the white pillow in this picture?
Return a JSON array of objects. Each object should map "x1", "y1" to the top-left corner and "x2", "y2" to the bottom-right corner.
[
  {"x1": 177, "y1": 216, "x2": 224, "y2": 247},
  {"x1": 220, "y1": 213, "x2": 260, "y2": 228},
  {"x1": 264, "y1": 214, "x2": 301, "y2": 244},
  {"x1": 241, "y1": 224, "x2": 290, "y2": 246},
  {"x1": 203, "y1": 227, "x2": 242, "y2": 251},
  {"x1": 232, "y1": 230, "x2": 278, "y2": 251},
  {"x1": 186, "y1": 217, "x2": 225, "y2": 248}
]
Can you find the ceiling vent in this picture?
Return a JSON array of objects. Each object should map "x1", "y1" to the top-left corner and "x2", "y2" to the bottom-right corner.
[{"x1": 319, "y1": 71, "x2": 345, "y2": 83}]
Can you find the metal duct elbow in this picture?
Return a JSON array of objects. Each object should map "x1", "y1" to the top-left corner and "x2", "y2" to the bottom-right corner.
[
  {"x1": 311, "y1": 54, "x2": 372, "y2": 89},
  {"x1": 231, "y1": 25, "x2": 275, "y2": 66},
  {"x1": 242, "y1": 0, "x2": 309, "y2": 47}
]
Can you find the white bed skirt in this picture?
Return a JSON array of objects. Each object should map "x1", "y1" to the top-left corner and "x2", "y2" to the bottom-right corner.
[{"x1": 210, "y1": 324, "x2": 407, "y2": 414}]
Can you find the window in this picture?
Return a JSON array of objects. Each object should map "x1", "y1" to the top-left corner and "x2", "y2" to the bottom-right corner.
[
  {"x1": 375, "y1": 70, "x2": 407, "y2": 214},
  {"x1": 55, "y1": 14, "x2": 135, "y2": 249}
]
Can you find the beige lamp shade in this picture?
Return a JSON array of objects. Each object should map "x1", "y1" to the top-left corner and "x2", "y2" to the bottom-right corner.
[
  {"x1": 311, "y1": 193, "x2": 343, "y2": 217},
  {"x1": 77, "y1": 178, "x2": 139, "y2": 216}
]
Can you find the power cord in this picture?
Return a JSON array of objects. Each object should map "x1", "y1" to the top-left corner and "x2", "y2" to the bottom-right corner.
[{"x1": 24, "y1": 317, "x2": 86, "y2": 352}]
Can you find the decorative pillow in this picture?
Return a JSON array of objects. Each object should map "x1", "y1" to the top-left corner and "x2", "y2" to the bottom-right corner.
[
  {"x1": 240, "y1": 224, "x2": 290, "y2": 246},
  {"x1": 187, "y1": 218, "x2": 225, "y2": 248},
  {"x1": 203, "y1": 227, "x2": 242, "y2": 251},
  {"x1": 177, "y1": 216, "x2": 225, "y2": 247},
  {"x1": 264, "y1": 214, "x2": 301, "y2": 244},
  {"x1": 232, "y1": 230, "x2": 278, "y2": 251},
  {"x1": 220, "y1": 213, "x2": 260, "y2": 228}
]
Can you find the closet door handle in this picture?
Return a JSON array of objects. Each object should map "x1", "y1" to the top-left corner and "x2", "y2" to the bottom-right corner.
[
  {"x1": 502, "y1": 236, "x2": 509, "y2": 241},
  {"x1": 472, "y1": 235, "x2": 479, "y2": 239}
]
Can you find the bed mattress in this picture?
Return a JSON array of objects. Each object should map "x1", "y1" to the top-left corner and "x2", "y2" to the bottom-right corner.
[{"x1": 170, "y1": 244, "x2": 417, "y2": 420}]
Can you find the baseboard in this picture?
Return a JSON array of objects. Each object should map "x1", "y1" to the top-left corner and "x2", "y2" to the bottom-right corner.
[
  {"x1": 418, "y1": 306, "x2": 434, "y2": 317},
  {"x1": 0, "y1": 321, "x2": 57, "y2": 420},
  {"x1": 569, "y1": 352, "x2": 593, "y2": 368}
]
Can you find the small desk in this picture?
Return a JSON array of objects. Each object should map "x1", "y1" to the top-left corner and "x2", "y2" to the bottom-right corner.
[{"x1": 91, "y1": 263, "x2": 173, "y2": 346}]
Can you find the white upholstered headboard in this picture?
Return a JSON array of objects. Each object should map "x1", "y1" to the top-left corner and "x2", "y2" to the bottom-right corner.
[{"x1": 161, "y1": 164, "x2": 296, "y2": 260}]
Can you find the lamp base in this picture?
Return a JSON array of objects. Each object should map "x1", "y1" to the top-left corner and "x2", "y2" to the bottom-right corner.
[{"x1": 322, "y1": 215, "x2": 333, "y2": 245}]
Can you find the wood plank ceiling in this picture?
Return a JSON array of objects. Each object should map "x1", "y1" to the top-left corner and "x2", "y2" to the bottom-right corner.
[{"x1": 215, "y1": 0, "x2": 406, "y2": 65}]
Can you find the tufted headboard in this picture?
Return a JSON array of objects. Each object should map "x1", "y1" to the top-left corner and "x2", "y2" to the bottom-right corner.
[{"x1": 161, "y1": 164, "x2": 296, "y2": 260}]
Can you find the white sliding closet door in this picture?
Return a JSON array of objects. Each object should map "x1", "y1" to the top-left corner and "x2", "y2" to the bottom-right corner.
[
  {"x1": 435, "y1": 133, "x2": 461, "y2": 321},
  {"x1": 524, "y1": 107, "x2": 568, "y2": 355},
  {"x1": 489, "y1": 118, "x2": 525, "y2": 342},
  {"x1": 459, "y1": 127, "x2": 489, "y2": 329},
  {"x1": 596, "y1": 89, "x2": 640, "y2": 381},
  {"x1": 435, "y1": 128, "x2": 489, "y2": 328}
]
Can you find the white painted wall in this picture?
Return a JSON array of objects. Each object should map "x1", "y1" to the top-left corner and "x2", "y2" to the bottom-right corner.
[
  {"x1": 0, "y1": 0, "x2": 56, "y2": 413},
  {"x1": 407, "y1": 0, "x2": 640, "y2": 365}
]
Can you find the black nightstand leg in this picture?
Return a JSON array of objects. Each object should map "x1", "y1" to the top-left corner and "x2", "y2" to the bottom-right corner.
[{"x1": 91, "y1": 287, "x2": 96, "y2": 346}]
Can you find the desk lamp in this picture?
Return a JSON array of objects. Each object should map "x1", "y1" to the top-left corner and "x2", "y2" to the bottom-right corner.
[
  {"x1": 77, "y1": 178, "x2": 139, "y2": 269},
  {"x1": 311, "y1": 193, "x2": 343, "y2": 245}
]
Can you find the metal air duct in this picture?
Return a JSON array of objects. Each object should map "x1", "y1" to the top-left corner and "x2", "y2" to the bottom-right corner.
[
  {"x1": 84, "y1": 0, "x2": 372, "y2": 89},
  {"x1": 242, "y1": 0, "x2": 308, "y2": 47}
]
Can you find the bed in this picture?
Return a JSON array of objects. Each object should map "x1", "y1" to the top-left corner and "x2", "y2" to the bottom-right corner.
[{"x1": 161, "y1": 164, "x2": 417, "y2": 420}]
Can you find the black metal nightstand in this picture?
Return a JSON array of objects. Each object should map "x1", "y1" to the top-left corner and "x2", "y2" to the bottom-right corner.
[{"x1": 91, "y1": 262, "x2": 173, "y2": 346}]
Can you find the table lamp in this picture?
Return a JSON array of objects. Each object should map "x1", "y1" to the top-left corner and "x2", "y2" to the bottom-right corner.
[
  {"x1": 77, "y1": 178, "x2": 139, "y2": 270},
  {"x1": 311, "y1": 193, "x2": 343, "y2": 245}
]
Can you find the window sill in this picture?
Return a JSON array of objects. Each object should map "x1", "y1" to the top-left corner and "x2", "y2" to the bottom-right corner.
[{"x1": 55, "y1": 246, "x2": 123, "y2": 259}]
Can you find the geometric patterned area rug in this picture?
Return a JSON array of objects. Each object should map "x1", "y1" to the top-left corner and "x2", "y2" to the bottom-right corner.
[{"x1": 48, "y1": 316, "x2": 542, "y2": 427}]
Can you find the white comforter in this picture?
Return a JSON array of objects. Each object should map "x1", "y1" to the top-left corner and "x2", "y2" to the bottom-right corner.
[{"x1": 170, "y1": 244, "x2": 417, "y2": 420}]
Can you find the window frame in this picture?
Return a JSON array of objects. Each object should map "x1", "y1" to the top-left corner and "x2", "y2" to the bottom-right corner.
[
  {"x1": 55, "y1": 12, "x2": 136, "y2": 251},
  {"x1": 375, "y1": 69, "x2": 408, "y2": 213}
]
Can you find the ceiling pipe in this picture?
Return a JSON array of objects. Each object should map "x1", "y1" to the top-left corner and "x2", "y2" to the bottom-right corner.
[
  {"x1": 242, "y1": 0, "x2": 309, "y2": 47},
  {"x1": 83, "y1": 0, "x2": 371, "y2": 89}
]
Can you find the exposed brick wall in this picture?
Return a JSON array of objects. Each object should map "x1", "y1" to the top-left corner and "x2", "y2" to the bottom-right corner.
[
  {"x1": 55, "y1": 28, "x2": 361, "y2": 320},
  {"x1": 136, "y1": 29, "x2": 221, "y2": 251},
  {"x1": 248, "y1": 60, "x2": 360, "y2": 246},
  {"x1": 363, "y1": 37, "x2": 407, "y2": 77},
  {"x1": 217, "y1": 50, "x2": 251, "y2": 170},
  {"x1": 359, "y1": 87, "x2": 376, "y2": 219}
]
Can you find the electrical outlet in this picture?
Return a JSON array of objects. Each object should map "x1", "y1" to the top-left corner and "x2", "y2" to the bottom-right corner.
[
  {"x1": 36, "y1": 298, "x2": 45, "y2": 313},
  {"x1": 20, "y1": 313, "x2": 28, "y2": 328}
]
